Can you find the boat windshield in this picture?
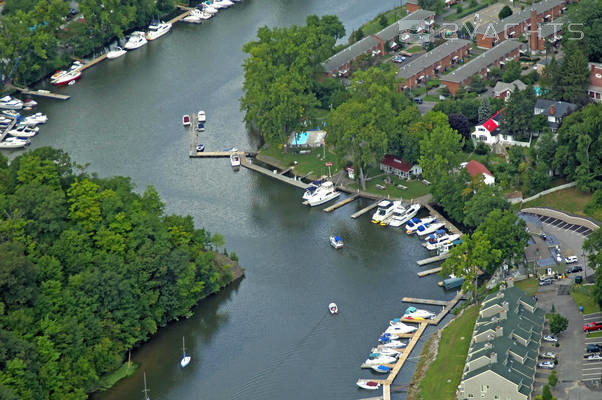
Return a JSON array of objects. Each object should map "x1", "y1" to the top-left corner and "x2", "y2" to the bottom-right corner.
[{"x1": 378, "y1": 209, "x2": 386, "y2": 216}]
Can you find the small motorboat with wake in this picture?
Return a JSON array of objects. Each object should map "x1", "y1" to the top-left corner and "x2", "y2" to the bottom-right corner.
[
  {"x1": 371, "y1": 365, "x2": 391, "y2": 373},
  {"x1": 328, "y1": 302, "x2": 338, "y2": 314},
  {"x1": 356, "y1": 379, "x2": 381, "y2": 390},
  {"x1": 329, "y1": 235, "x2": 343, "y2": 249},
  {"x1": 196, "y1": 144, "x2": 205, "y2": 152},
  {"x1": 388, "y1": 203, "x2": 421, "y2": 228},
  {"x1": 404, "y1": 306, "x2": 436, "y2": 319},
  {"x1": 230, "y1": 153, "x2": 241, "y2": 167}
]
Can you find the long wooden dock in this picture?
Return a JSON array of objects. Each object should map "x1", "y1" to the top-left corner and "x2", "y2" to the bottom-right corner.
[
  {"x1": 351, "y1": 199, "x2": 382, "y2": 219},
  {"x1": 401, "y1": 297, "x2": 449, "y2": 306},
  {"x1": 241, "y1": 157, "x2": 309, "y2": 189},
  {"x1": 168, "y1": 10, "x2": 192, "y2": 24},
  {"x1": 417, "y1": 253, "x2": 450, "y2": 266},
  {"x1": 420, "y1": 202, "x2": 463, "y2": 237},
  {"x1": 417, "y1": 266, "x2": 442, "y2": 277},
  {"x1": 0, "y1": 117, "x2": 17, "y2": 142},
  {"x1": 78, "y1": 54, "x2": 108, "y2": 71},
  {"x1": 431, "y1": 291, "x2": 465, "y2": 325},
  {"x1": 10, "y1": 85, "x2": 70, "y2": 100},
  {"x1": 323, "y1": 194, "x2": 359, "y2": 213}
]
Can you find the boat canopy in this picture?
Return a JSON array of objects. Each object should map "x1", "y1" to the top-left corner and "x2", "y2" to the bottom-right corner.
[
  {"x1": 369, "y1": 353, "x2": 380, "y2": 358},
  {"x1": 417, "y1": 225, "x2": 426, "y2": 231},
  {"x1": 405, "y1": 306, "x2": 417, "y2": 314},
  {"x1": 334, "y1": 236, "x2": 342, "y2": 241},
  {"x1": 435, "y1": 229, "x2": 446, "y2": 235}
]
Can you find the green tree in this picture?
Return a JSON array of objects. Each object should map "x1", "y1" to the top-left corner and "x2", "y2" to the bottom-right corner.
[
  {"x1": 478, "y1": 98, "x2": 492, "y2": 123},
  {"x1": 583, "y1": 229, "x2": 602, "y2": 306},
  {"x1": 469, "y1": 74, "x2": 485, "y2": 93},
  {"x1": 476, "y1": 209, "x2": 529, "y2": 264},
  {"x1": 498, "y1": 5, "x2": 513, "y2": 20},
  {"x1": 419, "y1": 115, "x2": 464, "y2": 188},
  {"x1": 547, "y1": 313, "x2": 569, "y2": 335},
  {"x1": 567, "y1": 0, "x2": 602, "y2": 62},
  {"x1": 463, "y1": 185, "x2": 510, "y2": 228},
  {"x1": 548, "y1": 370, "x2": 558, "y2": 387},
  {"x1": 502, "y1": 87, "x2": 536, "y2": 141},
  {"x1": 379, "y1": 14, "x2": 388, "y2": 28},
  {"x1": 559, "y1": 42, "x2": 590, "y2": 104},
  {"x1": 502, "y1": 60, "x2": 522, "y2": 83},
  {"x1": 419, "y1": 0, "x2": 445, "y2": 15},
  {"x1": 542, "y1": 384, "x2": 555, "y2": 400}
]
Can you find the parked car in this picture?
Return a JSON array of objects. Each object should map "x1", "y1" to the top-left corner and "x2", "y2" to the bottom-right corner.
[
  {"x1": 575, "y1": 275, "x2": 583, "y2": 284},
  {"x1": 392, "y1": 55, "x2": 407, "y2": 63},
  {"x1": 538, "y1": 361, "x2": 555, "y2": 369},
  {"x1": 587, "y1": 354, "x2": 602, "y2": 361},
  {"x1": 586, "y1": 344, "x2": 601, "y2": 353},
  {"x1": 414, "y1": 97, "x2": 423, "y2": 104},
  {"x1": 566, "y1": 265, "x2": 583, "y2": 274},
  {"x1": 539, "y1": 278, "x2": 552, "y2": 286},
  {"x1": 565, "y1": 256, "x2": 578, "y2": 264},
  {"x1": 543, "y1": 335, "x2": 558, "y2": 342},
  {"x1": 540, "y1": 352, "x2": 556, "y2": 359},
  {"x1": 584, "y1": 322, "x2": 602, "y2": 333}
]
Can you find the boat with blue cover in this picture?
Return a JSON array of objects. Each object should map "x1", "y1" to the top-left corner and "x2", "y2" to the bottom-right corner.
[
  {"x1": 329, "y1": 235, "x2": 343, "y2": 249},
  {"x1": 406, "y1": 215, "x2": 435, "y2": 232},
  {"x1": 371, "y1": 365, "x2": 391, "y2": 373},
  {"x1": 302, "y1": 179, "x2": 325, "y2": 200},
  {"x1": 404, "y1": 306, "x2": 436, "y2": 319},
  {"x1": 415, "y1": 221, "x2": 446, "y2": 236}
]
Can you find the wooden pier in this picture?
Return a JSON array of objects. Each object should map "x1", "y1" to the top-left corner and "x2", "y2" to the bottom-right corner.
[
  {"x1": 241, "y1": 156, "x2": 309, "y2": 190},
  {"x1": 416, "y1": 253, "x2": 450, "y2": 266},
  {"x1": 9, "y1": 85, "x2": 70, "y2": 100},
  {"x1": 420, "y1": 202, "x2": 463, "y2": 237},
  {"x1": 351, "y1": 199, "x2": 382, "y2": 219},
  {"x1": 417, "y1": 266, "x2": 442, "y2": 277},
  {"x1": 401, "y1": 297, "x2": 449, "y2": 306},
  {"x1": 168, "y1": 9, "x2": 192, "y2": 24},
  {"x1": 78, "y1": 54, "x2": 108, "y2": 72},
  {"x1": 430, "y1": 291, "x2": 466, "y2": 325},
  {"x1": 279, "y1": 166, "x2": 294, "y2": 175},
  {"x1": 323, "y1": 194, "x2": 359, "y2": 213},
  {"x1": 0, "y1": 117, "x2": 17, "y2": 142}
]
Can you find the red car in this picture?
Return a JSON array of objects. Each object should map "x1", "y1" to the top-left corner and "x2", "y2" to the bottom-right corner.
[{"x1": 584, "y1": 322, "x2": 602, "y2": 333}]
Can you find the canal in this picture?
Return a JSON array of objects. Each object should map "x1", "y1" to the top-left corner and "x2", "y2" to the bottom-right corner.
[{"x1": 25, "y1": 0, "x2": 456, "y2": 398}]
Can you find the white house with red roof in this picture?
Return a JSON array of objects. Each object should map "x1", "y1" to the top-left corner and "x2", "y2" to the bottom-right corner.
[
  {"x1": 380, "y1": 155, "x2": 422, "y2": 180},
  {"x1": 471, "y1": 110, "x2": 531, "y2": 147},
  {"x1": 463, "y1": 160, "x2": 495, "y2": 185}
]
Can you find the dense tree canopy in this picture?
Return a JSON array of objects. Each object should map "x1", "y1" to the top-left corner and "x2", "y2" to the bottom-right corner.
[
  {"x1": 0, "y1": 148, "x2": 234, "y2": 399},
  {"x1": 241, "y1": 15, "x2": 345, "y2": 144},
  {"x1": 567, "y1": 0, "x2": 602, "y2": 62}
]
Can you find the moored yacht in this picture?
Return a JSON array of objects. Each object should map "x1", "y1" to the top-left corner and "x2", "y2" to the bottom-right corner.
[
  {"x1": 146, "y1": 21, "x2": 172, "y2": 41},
  {"x1": 415, "y1": 221, "x2": 445, "y2": 236},
  {"x1": 356, "y1": 379, "x2": 381, "y2": 390},
  {"x1": 124, "y1": 32, "x2": 147, "y2": 50},
  {"x1": 304, "y1": 181, "x2": 339, "y2": 206},
  {"x1": 406, "y1": 215, "x2": 436, "y2": 233},
  {"x1": 230, "y1": 153, "x2": 241, "y2": 167},
  {"x1": 107, "y1": 46, "x2": 127, "y2": 59},
  {"x1": 0, "y1": 137, "x2": 30, "y2": 149},
  {"x1": 0, "y1": 96, "x2": 23, "y2": 110},
  {"x1": 302, "y1": 179, "x2": 324, "y2": 200},
  {"x1": 371, "y1": 200, "x2": 395, "y2": 224},
  {"x1": 388, "y1": 203, "x2": 421, "y2": 228},
  {"x1": 403, "y1": 306, "x2": 436, "y2": 319},
  {"x1": 8, "y1": 125, "x2": 39, "y2": 138},
  {"x1": 425, "y1": 233, "x2": 460, "y2": 251},
  {"x1": 21, "y1": 113, "x2": 48, "y2": 126},
  {"x1": 201, "y1": 3, "x2": 218, "y2": 14}
]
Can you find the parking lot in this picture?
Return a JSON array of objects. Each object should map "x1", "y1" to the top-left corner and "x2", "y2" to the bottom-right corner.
[{"x1": 583, "y1": 312, "x2": 602, "y2": 383}]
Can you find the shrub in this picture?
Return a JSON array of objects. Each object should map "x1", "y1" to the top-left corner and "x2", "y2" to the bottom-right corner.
[
  {"x1": 475, "y1": 142, "x2": 489, "y2": 155},
  {"x1": 457, "y1": 5, "x2": 463, "y2": 13}
]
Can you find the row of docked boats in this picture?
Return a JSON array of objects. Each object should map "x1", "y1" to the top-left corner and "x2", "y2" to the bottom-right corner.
[
  {"x1": 405, "y1": 216, "x2": 462, "y2": 254},
  {"x1": 370, "y1": 199, "x2": 421, "y2": 228},
  {"x1": 356, "y1": 306, "x2": 437, "y2": 390},
  {"x1": 0, "y1": 95, "x2": 38, "y2": 111},
  {"x1": 0, "y1": 108, "x2": 48, "y2": 149}
]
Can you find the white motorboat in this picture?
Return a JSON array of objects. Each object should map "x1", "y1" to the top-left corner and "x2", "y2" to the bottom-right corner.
[
  {"x1": 197, "y1": 110, "x2": 206, "y2": 122},
  {"x1": 388, "y1": 203, "x2": 421, "y2": 228},
  {"x1": 405, "y1": 215, "x2": 436, "y2": 233},
  {"x1": 404, "y1": 306, "x2": 436, "y2": 319},
  {"x1": 371, "y1": 365, "x2": 391, "y2": 373},
  {"x1": 371, "y1": 200, "x2": 395, "y2": 224},
  {"x1": 385, "y1": 324, "x2": 417, "y2": 335},
  {"x1": 302, "y1": 179, "x2": 324, "y2": 201},
  {"x1": 183, "y1": 9, "x2": 202, "y2": 23},
  {"x1": 329, "y1": 235, "x2": 343, "y2": 249},
  {"x1": 328, "y1": 302, "x2": 338, "y2": 314},
  {"x1": 304, "y1": 181, "x2": 339, "y2": 206},
  {"x1": 21, "y1": 113, "x2": 48, "y2": 126},
  {"x1": 425, "y1": 233, "x2": 461, "y2": 251},
  {"x1": 380, "y1": 340, "x2": 407, "y2": 348},
  {"x1": 8, "y1": 126, "x2": 39, "y2": 138},
  {"x1": 356, "y1": 379, "x2": 381, "y2": 390},
  {"x1": 180, "y1": 336, "x2": 191, "y2": 368},
  {"x1": 124, "y1": 32, "x2": 147, "y2": 50},
  {"x1": 211, "y1": 0, "x2": 232, "y2": 9},
  {"x1": 107, "y1": 46, "x2": 127, "y2": 59},
  {"x1": 182, "y1": 114, "x2": 191, "y2": 126},
  {"x1": 363, "y1": 355, "x2": 397, "y2": 366},
  {"x1": 230, "y1": 153, "x2": 241, "y2": 167},
  {"x1": 202, "y1": 4, "x2": 218, "y2": 15},
  {"x1": 146, "y1": 21, "x2": 172, "y2": 41},
  {"x1": 415, "y1": 221, "x2": 445, "y2": 236},
  {"x1": 2, "y1": 110, "x2": 20, "y2": 118},
  {"x1": 371, "y1": 347, "x2": 402, "y2": 356},
  {"x1": 23, "y1": 99, "x2": 38, "y2": 108},
  {"x1": 0, "y1": 137, "x2": 30, "y2": 149},
  {"x1": 388, "y1": 319, "x2": 418, "y2": 332},
  {"x1": 0, "y1": 96, "x2": 23, "y2": 110},
  {"x1": 52, "y1": 69, "x2": 81, "y2": 86}
]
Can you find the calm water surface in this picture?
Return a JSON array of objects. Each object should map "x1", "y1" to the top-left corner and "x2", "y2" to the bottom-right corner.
[{"x1": 20, "y1": 1, "x2": 457, "y2": 398}]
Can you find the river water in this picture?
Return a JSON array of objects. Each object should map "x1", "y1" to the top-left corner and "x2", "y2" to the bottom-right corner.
[{"x1": 20, "y1": 1, "x2": 459, "y2": 399}]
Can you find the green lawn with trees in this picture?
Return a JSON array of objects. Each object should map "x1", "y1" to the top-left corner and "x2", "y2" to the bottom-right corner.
[{"x1": 0, "y1": 148, "x2": 238, "y2": 399}]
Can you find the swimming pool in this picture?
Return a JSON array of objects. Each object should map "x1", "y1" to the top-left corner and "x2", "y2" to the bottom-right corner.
[{"x1": 291, "y1": 131, "x2": 310, "y2": 145}]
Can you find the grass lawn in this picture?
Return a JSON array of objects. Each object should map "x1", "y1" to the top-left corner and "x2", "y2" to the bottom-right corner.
[
  {"x1": 350, "y1": 175, "x2": 430, "y2": 200},
  {"x1": 257, "y1": 145, "x2": 340, "y2": 180},
  {"x1": 522, "y1": 187, "x2": 600, "y2": 222},
  {"x1": 587, "y1": 331, "x2": 602, "y2": 339},
  {"x1": 415, "y1": 304, "x2": 480, "y2": 400},
  {"x1": 97, "y1": 361, "x2": 138, "y2": 391},
  {"x1": 407, "y1": 45, "x2": 424, "y2": 54},
  {"x1": 570, "y1": 285, "x2": 602, "y2": 314},
  {"x1": 360, "y1": 7, "x2": 406, "y2": 36},
  {"x1": 515, "y1": 278, "x2": 539, "y2": 297},
  {"x1": 423, "y1": 94, "x2": 441, "y2": 102},
  {"x1": 443, "y1": 2, "x2": 490, "y2": 22}
]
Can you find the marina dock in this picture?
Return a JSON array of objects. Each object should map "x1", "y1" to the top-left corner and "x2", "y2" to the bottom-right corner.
[
  {"x1": 77, "y1": 54, "x2": 108, "y2": 72},
  {"x1": 168, "y1": 9, "x2": 192, "y2": 24},
  {"x1": 417, "y1": 266, "x2": 442, "y2": 277},
  {"x1": 0, "y1": 117, "x2": 17, "y2": 142},
  {"x1": 241, "y1": 156, "x2": 309, "y2": 190},
  {"x1": 416, "y1": 253, "x2": 450, "y2": 266},
  {"x1": 351, "y1": 199, "x2": 382, "y2": 219},
  {"x1": 323, "y1": 194, "x2": 359, "y2": 213},
  {"x1": 9, "y1": 85, "x2": 70, "y2": 100},
  {"x1": 420, "y1": 202, "x2": 463, "y2": 237},
  {"x1": 401, "y1": 297, "x2": 448, "y2": 306}
]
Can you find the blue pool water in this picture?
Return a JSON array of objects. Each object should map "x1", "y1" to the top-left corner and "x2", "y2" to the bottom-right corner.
[{"x1": 292, "y1": 131, "x2": 310, "y2": 145}]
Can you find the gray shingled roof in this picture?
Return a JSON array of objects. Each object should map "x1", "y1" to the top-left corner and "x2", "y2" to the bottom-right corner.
[
  {"x1": 442, "y1": 40, "x2": 525, "y2": 83},
  {"x1": 534, "y1": 99, "x2": 578, "y2": 117},
  {"x1": 321, "y1": 10, "x2": 435, "y2": 73},
  {"x1": 397, "y1": 39, "x2": 471, "y2": 79},
  {"x1": 493, "y1": 79, "x2": 527, "y2": 94},
  {"x1": 476, "y1": 0, "x2": 565, "y2": 36},
  {"x1": 540, "y1": 17, "x2": 565, "y2": 38}
]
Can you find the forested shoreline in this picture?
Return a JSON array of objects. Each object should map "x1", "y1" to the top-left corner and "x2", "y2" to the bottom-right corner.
[{"x1": 0, "y1": 147, "x2": 241, "y2": 399}]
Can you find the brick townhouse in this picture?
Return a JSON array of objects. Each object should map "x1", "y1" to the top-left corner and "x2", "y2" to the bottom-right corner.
[{"x1": 588, "y1": 62, "x2": 602, "y2": 102}]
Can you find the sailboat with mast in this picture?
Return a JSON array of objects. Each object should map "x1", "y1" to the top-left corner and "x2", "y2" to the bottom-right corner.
[
  {"x1": 143, "y1": 372, "x2": 151, "y2": 400},
  {"x1": 180, "y1": 336, "x2": 191, "y2": 368}
]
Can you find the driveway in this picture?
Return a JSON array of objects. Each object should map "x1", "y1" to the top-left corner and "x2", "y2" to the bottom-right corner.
[{"x1": 417, "y1": 101, "x2": 435, "y2": 115}]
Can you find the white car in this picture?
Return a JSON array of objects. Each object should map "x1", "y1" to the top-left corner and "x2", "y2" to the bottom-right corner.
[
  {"x1": 541, "y1": 352, "x2": 556, "y2": 359},
  {"x1": 538, "y1": 361, "x2": 555, "y2": 369},
  {"x1": 587, "y1": 354, "x2": 602, "y2": 361},
  {"x1": 565, "y1": 256, "x2": 578, "y2": 264},
  {"x1": 543, "y1": 335, "x2": 558, "y2": 342}
]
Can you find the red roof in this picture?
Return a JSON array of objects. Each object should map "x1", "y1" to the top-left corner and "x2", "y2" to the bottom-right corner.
[
  {"x1": 381, "y1": 155, "x2": 412, "y2": 172},
  {"x1": 465, "y1": 160, "x2": 493, "y2": 178},
  {"x1": 481, "y1": 109, "x2": 504, "y2": 133}
]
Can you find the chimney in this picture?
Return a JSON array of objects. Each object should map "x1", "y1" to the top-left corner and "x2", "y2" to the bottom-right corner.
[
  {"x1": 495, "y1": 326, "x2": 503, "y2": 337},
  {"x1": 530, "y1": 9, "x2": 538, "y2": 52},
  {"x1": 490, "y1": 352, "x2": 498, "y2": 364},
  {"x1": 549, "y1": 105, "x2": 555, "y2": 115}
]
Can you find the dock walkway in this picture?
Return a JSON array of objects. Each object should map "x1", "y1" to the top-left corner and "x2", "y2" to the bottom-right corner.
[
  {"x1": 9, "y1": 85, "x2": 70, "y2": 100},
  {"x1": 401, "y1": 297, "x2": 448, "y2": 306},
  {"x1": 417, "y1": 266, "x2": 442, "y2": 277},
  {"x1": 323, "y1": 194, "x2": 359, "y2": 213},
  {"x1": 78, "y1": 54, "x2": 108, "y2": 71},
  {"x1": 420, "y1": 202, "x2": 463, "y2": 237},
  {"x1": 351, "y1": 199, "x2": 382, "y2": 219},
  {"x1": 241, "y1": 157, "x2": 309, "y2": 190},
  {"x1": 417, "y1": 253, "x2": 450, "y2": 266},
  {"x1": 0, "y1": 117, "x2": 17, "y2": 142},
  {"x1": 168, "y1": 9, "x2": 192, "y2": 24}
]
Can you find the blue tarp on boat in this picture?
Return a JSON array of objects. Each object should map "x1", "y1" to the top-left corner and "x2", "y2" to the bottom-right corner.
[
  {"x1": 334, "y1": 236, "x2": 342, "y2": 241},
  {"x1": 435, "y1": 229, "x2": 446, "y2": 235},
  {"x1": 405, "y1": 306, "x2": 417, "y2": 314}
]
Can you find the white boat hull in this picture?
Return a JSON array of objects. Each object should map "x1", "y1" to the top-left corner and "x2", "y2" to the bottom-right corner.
[
  {"x1": 356, "y1": 380, "x2": 380, "y2": 390},
  {"x1": 180, "y1": 356, "x2": 191, "y2": 368},
  {"x1": 416, "y1": 222, "x2": 446, "y2": 236},
  {"x1": 306, "y1": 191, "x2": 339, "y2": 206},
  {"x1": 388, "y1": 204, "x2": 421, "y2": 228},
  {"x1": 107, "y1": 49, "x2": 127, "y2": 59}
]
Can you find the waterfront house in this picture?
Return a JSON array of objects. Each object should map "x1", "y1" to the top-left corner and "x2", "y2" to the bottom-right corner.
[
  {"x1": 380, "y1": 155, "x2": 422, "y2": 180},
  {"x1": 533, "y1": 99, "x2": 577, "y2": 131},
  {"x1": 472, "y1": 109, "x2": 531, "y2": 148},
  {"x1": 457, "y1": 286, "x2": 545, "y2": 400},
  {"x1": 494, "y1": 79, "x2": 526, "y2": 101},
  {"x1": 464, "y1": 160, "x2": 495, "y2": 185},
  {"x1": 406, "y1": 0, "x2": 421, "y2": 13}
]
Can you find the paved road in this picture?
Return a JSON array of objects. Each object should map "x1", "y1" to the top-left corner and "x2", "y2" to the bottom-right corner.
[{"x1": 417, "y1": 101, "x2": 435, "y2": 115}]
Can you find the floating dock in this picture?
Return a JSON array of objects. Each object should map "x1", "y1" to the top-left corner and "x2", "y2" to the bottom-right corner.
[
  {"x1": 168, "y1": 9, "x2": 192, "y2": 24},
  {"x1": 417, "y1": 253, "x2": 450, "y2": 266},
  {"x1": 417, "y1": 266, "x2": 442, "y2": 277},
  {"x1": 10, "y1": 85, "x2": 70, "y2": 100},
  {"x1": 323, "y1": 194, "x2": 359, "y2": 213},
  {"x1": 241, "y1": 156, "x2": 309, "y2": 189},
  {"x1": 401, "y1": 297, "x2": 448, "y2": 306},
  {"x1": 351, "y1": 199, "x2": 382, "y2": 219},
  {"x1": 77, "y1": 54, "x2": 108, "y2": 71}
]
